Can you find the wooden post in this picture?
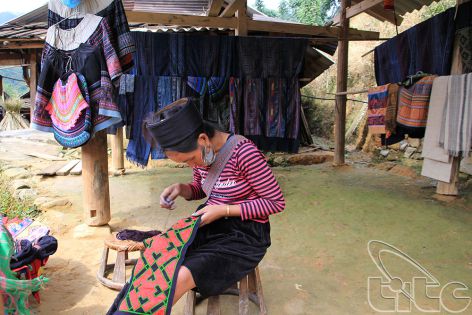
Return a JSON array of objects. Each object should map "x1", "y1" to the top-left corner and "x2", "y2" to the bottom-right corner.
[
  {"x1": 0, "y1": 75, "x2": 3, "y2": 103},
  {"x1": 29, "y1": 50, "x2": 37, "y2": 123},
  {"x1": 436, "y1": 0, "x2": 464, "y2": 196},
  {"x1": 82, "y1": 130, "x2": 111, "y2": 226},
  {"x1": 111, "y1": 127, "x2": 125, "y2": 173},
  {"x1": 235, "y1": 1, "x2": 248, "y2": 36},
  {"x1": 334, "y1": 0, "x2": 351, "y2": 165}
]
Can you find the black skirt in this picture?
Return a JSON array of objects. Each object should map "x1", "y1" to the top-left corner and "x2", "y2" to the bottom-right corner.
[{"x1": 182, "y1": 216, "x2": 271, "y2": 297}]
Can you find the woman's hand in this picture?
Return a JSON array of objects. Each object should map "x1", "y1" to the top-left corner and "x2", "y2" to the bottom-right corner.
[
  {"x1": 160, "y1": 184, "x2": 182, "y2": 209},
  {"x1": 192, "y1": 205, "x2": 225, "y2": 226}
]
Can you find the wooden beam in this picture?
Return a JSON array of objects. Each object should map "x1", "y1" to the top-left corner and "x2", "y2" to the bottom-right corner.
[
  {"x1": 334, "y1": 0, "x2": 351, "y2": 166},
  {"x1": 29, "y1": 50, "x2": 37, "y2": 122},
  {"x1": 208, "y1": 0, "x2": 225, "y2": 16},
  {"x1": 111, "y1": 127, "x2": 125, "y2": 173},
  {"x1": 220, "y1": 0, "x2": 245, "y2": 17},
  {"x1": 0, "y1": 75, "x2": 3, "y2": 103},
  {"x1": 333, "y1": 0, "x2": 383, "y2": 24},
  {"x1": 235, "y1": 5, "x2": 248, "y2": 36},
  {"x1": 126, "y1": 11, "x2": 237, "y2": 28},
  {"x1": 247, "y1": 19, "x2": 379, "y2": 39},
  {"x1": 0, "y1": 53, "x2": 23, "y2": 66},
  {"x1": 0, "y1": 42, "x2": 44, "y2": 50}
]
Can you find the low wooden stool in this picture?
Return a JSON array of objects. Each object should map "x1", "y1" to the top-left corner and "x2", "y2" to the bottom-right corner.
[
  {"x1": 96, "y1": 233, "x2": 145, "y2": 290},
  {"x1": 184, "y1": 266, "x2": 267, "y2": 315}
]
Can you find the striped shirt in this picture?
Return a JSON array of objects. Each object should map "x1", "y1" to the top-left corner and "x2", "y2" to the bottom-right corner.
[{"x1": 188, "y1": 139, "x2": 285, "y2": 223}]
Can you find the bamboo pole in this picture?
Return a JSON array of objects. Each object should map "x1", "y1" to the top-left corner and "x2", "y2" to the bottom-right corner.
[
  {"x1": 334, "y1": 0, "x2": 351, "y2": 166},
  {"x1": 111, "y1": 127, "x2": 125, "y2": 173}
]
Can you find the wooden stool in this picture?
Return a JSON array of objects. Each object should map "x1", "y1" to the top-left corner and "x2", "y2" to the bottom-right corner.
[
  {"x1": 96, "y1": 233, "x2": 145, "y2": 290},
  {"x1": 183, "y1": 266, "x2": 267, "y2": 315}
]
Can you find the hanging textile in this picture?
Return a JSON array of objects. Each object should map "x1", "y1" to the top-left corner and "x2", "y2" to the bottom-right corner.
[
  {"x1": 454, "y1": 0, "x2": 472, "y2": 73},
  {"x1": 367, "y1": 84, "x2": 389, "y2": 134},
  {"x1": 107, "y1": 216, "x2": 201, "y2": 315},
  {"x1": 396, "y1": 75, "x2": 436, "y2": 134},
  {"x1": 48, "y1": 0, "x2": 135, "y2": 72},
  {"x1": 421, "y1": 76, "x2": 454, "y2": 182},
  {"x1": 374, "y1": 7, "x2": 455, "y2": 85},
  {"x1": 385, "y1": 83, "x2": 400, "y2": 137},
  {"x1": 439, "y1": 73, "x2": 472, "y2": 157},
  {"x1": 33, "y1": 14, "x2": 122, "y2": 134}
]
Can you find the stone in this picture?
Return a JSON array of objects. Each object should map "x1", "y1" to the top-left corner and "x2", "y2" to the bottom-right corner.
[
  {"x1": 389, "y1": 165, "x2": 417, "y2": 178},
  {"x1": 15, "y1": 189, "x2": 37, "y2": 201},
  {"x1": 273, "y1": 156, "x2": 287, "y2": 166},
  {"x1": 34, "y1": 197, "x2": 54, "y2": 208},
  {"x1": 72, "y1": 223, "x2": 111, "y2": 239},
  {"x1": 400, "y1": 140, "x2": 409, "y2": 151},
  {"x1": 11, "y1": 179, "x2": 31, "y2": 190},
  {"x1": 410, "y1": 153, "x2": 424, "y2": 160},
  {"x1": 404, "y1": 147, "x2": 417, "y2": 158},
  {"x1": 389, "y1": 142, "x2": 401, "y2": 150},
  {"x1": 460, "y1": 157, "x2": 472, "y2": 176},
  {"x1": 41, "y1": 198, "x2": 72, "y2": 210},
  {"x1": 386, "y1": 151, "x2": 402, "y2": 161},
  {"x1": 3, "y1": 167, "x2": 29, "y2": 179},
  {"x1": 407, "y1": 138, "x2": 421, "y2": 148},
  {"x1": 380, "y1": 149, "x2": 390, "y2": 157}
]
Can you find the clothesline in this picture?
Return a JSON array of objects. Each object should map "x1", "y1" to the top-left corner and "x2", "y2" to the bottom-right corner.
[{"x1": 301, "y1": 94, "x2": 367, "y2": 104}]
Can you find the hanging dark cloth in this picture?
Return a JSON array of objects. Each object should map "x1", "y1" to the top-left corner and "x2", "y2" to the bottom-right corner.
[
  {"x1": 374, "y1": 7, "x2": 456, "y2": 85},
  {"x1": 455, "y1": 0, "x2": 472, "y2": 73}
]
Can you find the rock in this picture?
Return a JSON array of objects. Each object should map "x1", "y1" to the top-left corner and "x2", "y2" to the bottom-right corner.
[
  {"x1": 404, "y1": 147, "x2": 417, "y2": 158},
  {"x1": 400, "y1": 140, "x2": 409, "y2": 151},
  {"x1": 389, "y1": 142, "x2": 401, "y2": 150},
  {"x1": 380, "y1": 149, "x2": 390, "y2": 157},
  {"x1": 386, "y1": 151, "x2": 402, "y2": 161},
  {"x1": 11, "y1": 179, "x2": 31, "y2": 190},
  {"x1": 273, "y1": 156, "x2": 287, "y2": 166},
  {"x1": 389, "y1": 165, "x2": 417, "y2": 178},
  {"x1": 287, "y1": 152, "x2": 333, "y2": 165},
  {"x1": 407, "y1": 138, "x2": 421, "y2": 148},
  {"x1": 14, "y1": 189, "x2": 37, "y2": 201},
  {"x1": 34, "y1": 197, "x2": 54, "y2": 208},
  {"x1": 41, "y1": 198, "x2": 72, "y2": 210},
  {"x1": 460, "y1": 157, "x2": 472, "y2": 176},
  {"x1": 3, "y1": 167, "x2": 29, "y2": 179},
  {"x1": 410, "y1": 153, "x2": 423, "y2": 160},
  {"x1": 72, "y1": 223, "x2": 111, "y2": 239}
]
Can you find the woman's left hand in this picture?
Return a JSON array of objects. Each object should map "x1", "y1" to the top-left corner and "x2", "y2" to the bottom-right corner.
[{"x1": 192, "y1": 205, "x2": 225, "y2": 226}]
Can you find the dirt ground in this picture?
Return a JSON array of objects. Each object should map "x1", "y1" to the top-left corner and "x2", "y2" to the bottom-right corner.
[{"x1": 1, "y1": 131, "x2": 471, "y2": 314}]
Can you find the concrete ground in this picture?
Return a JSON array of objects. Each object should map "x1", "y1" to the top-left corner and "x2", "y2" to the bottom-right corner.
[{"x1": 1, "y1": 130, "x2": 471, "y2": 314}]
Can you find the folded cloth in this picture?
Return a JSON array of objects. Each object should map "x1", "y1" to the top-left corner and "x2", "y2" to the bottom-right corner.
[
  {"x1": 33, "y1": 235, "x2": 58, "y2": 260},
  {"x1": 116, "y1": 229, "x2": 161, "y2": 242},
  {"x1": 397, "y1": 76, "x2": 436, "y2": 129},
  {"x1": 421, "y1": 76, "x2": 453, "y2": 182},
  {"x1": 368, "y1": 84, "x2": 389, "y2": 134},
  {"x1": 10, "y1": 240, "x2": 38, "y2": 270},
  {"x1": 440, "y1": 73, "x2": 472, "y2": 157}
]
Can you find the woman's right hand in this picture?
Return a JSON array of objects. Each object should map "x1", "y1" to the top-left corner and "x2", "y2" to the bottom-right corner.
[{"x1": 160, "y1": 184, "x2": 182, "y2": 209}]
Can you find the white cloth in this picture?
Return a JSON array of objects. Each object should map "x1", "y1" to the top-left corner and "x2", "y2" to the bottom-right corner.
[{"x1": 421, "y1": 76, "x2": 453, "y2": 182}]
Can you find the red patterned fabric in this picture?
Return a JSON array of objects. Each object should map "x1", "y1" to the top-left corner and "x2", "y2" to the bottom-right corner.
[{"x1": 117, "y1": 216, "x2": 200, "y2": 315}]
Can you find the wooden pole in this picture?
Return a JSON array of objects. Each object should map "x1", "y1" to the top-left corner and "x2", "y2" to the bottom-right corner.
[
  {"x1": 29, "y1": 50, "x2": 37, "y2": 123},
  {"x1": 235, "y1": 1, "x2": 248, "y2": 36},
  {"x1": 82, "y1": 130, "x2": 111, "y2": 226},
  {"x1": 0, "y1": 75, "x2": 3, "y2": 103},
  {"x1": 435, "y1": 0, "x2": 465, "y2": 196},
  {"x1": 111, "y1": 127, "x2": 125, "y2": 173},
  {"x1": 334, "y1": 0, "x2": 351, "y2": 165}
]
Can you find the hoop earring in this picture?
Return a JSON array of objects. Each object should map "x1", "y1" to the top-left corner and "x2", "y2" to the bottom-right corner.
[{"x1": 201, "y1": 146, "x2": 216, "y2": 166}]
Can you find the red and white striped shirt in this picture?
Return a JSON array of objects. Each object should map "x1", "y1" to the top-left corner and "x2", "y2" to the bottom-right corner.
[{"x1": 188, "y1": 139, "x2": 285, "y2": 223}]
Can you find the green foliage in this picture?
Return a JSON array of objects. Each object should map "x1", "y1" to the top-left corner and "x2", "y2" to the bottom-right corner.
[
  {"x1": 0, "y1": 67, "x2": 28, "y2": 98},
  {"x1": 0, "y1": 174, "x2": 39, "y2": 219},
  {"x1": 256, "y1": 0, "x2": 339, "y2": 25},
  {"x1": 301, "y1": 86, "x2": 335, "y2": 139},
  {"x1": 420, "y1": 0, "x2": 456, "y2": 21}
]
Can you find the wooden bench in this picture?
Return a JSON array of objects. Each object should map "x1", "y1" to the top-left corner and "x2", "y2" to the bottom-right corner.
[{"x1": 183, "y1": 266, "x2": 267, "y2": 315}]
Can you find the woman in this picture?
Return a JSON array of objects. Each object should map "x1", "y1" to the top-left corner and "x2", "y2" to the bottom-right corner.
[{"x1": 144, "y1": 97, "x2": 285, "y2": 305}]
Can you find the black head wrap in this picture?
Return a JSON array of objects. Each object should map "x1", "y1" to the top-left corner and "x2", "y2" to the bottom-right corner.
[{"x1": 143, "y1": 98, "x2": 203, "y2": 152}]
